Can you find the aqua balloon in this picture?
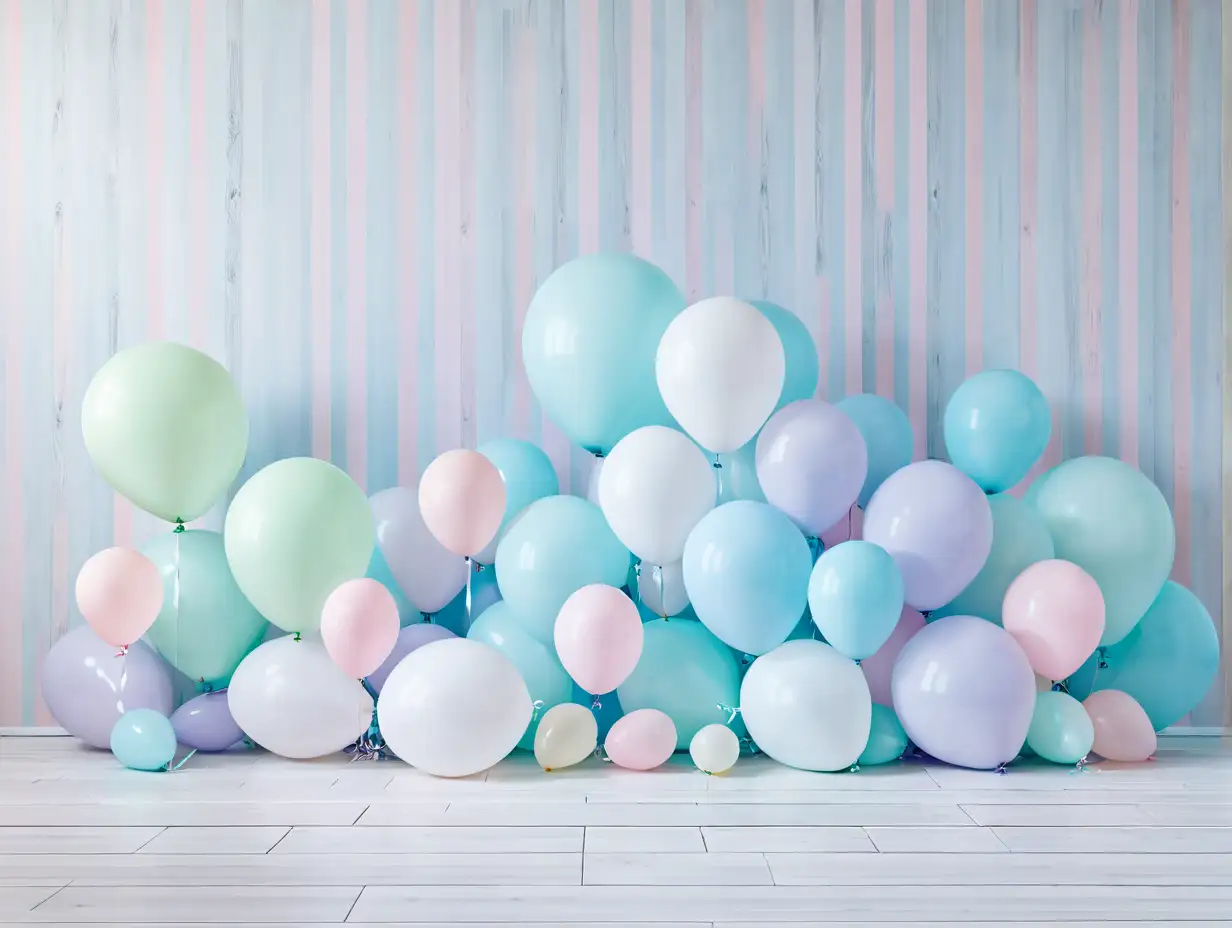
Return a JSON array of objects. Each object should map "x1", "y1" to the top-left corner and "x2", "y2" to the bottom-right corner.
[
  {"x1": 1026, "y1": 690, "x2": 1094, "y2": 764},
  {"x1": 943, "y1": 369, "x2": 1051, "y2": 493},
  {"x1": 834, "y1": 395, "x2": 913, "y2": 508},
  {"x1": 858, "y1": 704, "x2": 908, "y2": 766},
  {"x1": 808, "y1": 541, "x2": 904, "y2": 660},
  {"x1": 110, "y1": 708, "x2": 178, "y2": 772},
  {"x1": 748, "y1": 301, "x2": 820, "y2": 409},
  {"x1": 476, "y1": 439, "x2": 560, "y2": 563}
]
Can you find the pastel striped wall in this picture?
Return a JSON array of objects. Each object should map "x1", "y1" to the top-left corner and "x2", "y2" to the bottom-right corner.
[{"x1": 0, "y1": 0, "x2": 1226, "y2": 726}]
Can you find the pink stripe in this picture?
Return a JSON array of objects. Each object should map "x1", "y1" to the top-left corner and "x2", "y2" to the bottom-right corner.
[
  {"x1": 1170, "y1": 0, "x2": 1191, "y2": 586},
  {"x1": 874, "y1": 0, "x2": 894, "y2": 400},
  {"x1": 346, "y1": 0, "x2": 368, "y2": 490},
  {"x1": 459, "y1": 0, "x2": 477, "y2": 451},
  {"x1": 964, "y1": 0, "x2": 983, "y2": 376},
  {"x1": 1080, "y1": 3, "x2": 1103, "y2": 456},
  {"x1": 843, "y1": 0, "x2": 862, "y2": 396},
  {"x1": 578, "y1": 0, "x2": 599, "y2": 257},
  {"x1": 908, "y1": 0, "x2": 926, "y2": 459},
  {"x1": 793, "y1": 0, "x2": 816, "y2": 394},
  {"x1": 2, "y1": 0, "x2": 21, "y2": 722},
  {"x1": 684, "y1": 0, "x2": 703, "y2": 301},
  {"x1": 513, "y1": 24, "x2": 536, "y2": 441},
  {"x1": 146, "y1": 0, "x2": 165, "y2": 342},
  {"x1": 1118, "y1": 0, "x2": 1139, "y2": 469},
  {"x1": 187, "y1": 0, "x2": 207, "y2": 351},
  {"x1": 434, "y1": 3, "x2": 462, "y2": 455},
  {"x1": 631, "y1": 0, "x2": 653, "y2": 257},
  {"x1": 310, "y1": 0, "x2": 332, "y2": 462},
  {"x1": 396, "y1": 1, "x2": 418, "y2": 486}
]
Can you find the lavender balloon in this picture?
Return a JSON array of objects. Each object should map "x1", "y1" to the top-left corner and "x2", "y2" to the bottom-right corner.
[
  {"x1": 891, "y1": 614, "x2": 1035, "y2": 769},
  {"x1": 42, "y1": 627, "x2": 174, "y2": 749},
  {"x1": 171, "y1": 691, "x2": 243, "y2": 752},
  {"x1": 365, "y1": 623, "x2": 457, "y2": 693},
  {"x1": 862, "y1": 460, "x2": 993, "y2": 611}
]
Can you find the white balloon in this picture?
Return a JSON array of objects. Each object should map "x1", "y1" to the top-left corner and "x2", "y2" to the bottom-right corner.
[
  {"x1": 689, "y1": 723, "x2": 740, "y2": 774},
  {"x1": 740, "y1": 639, "x2": 871, "y2": 772},
  {"x1": 655, "y1": 297, "x2": 786, "y2": 454},
  {"x1": 378, "y1": 637, "x2": 531, "y2": 777},
  {"x1": 533, "y1": 702, "x2": 598, "y2": 771},
  {"x1": 636, "y1": 559, "x2": 690, "y2": 617},
  {"x1": 371, "y1": 487, "x2": 467, "y2": 613},
  {"x1": 227, "y1": 637, "x2": 372, "y2": 760},
  {"x1": 586, "y1": 456, "x2": 604, "y2": 507}
]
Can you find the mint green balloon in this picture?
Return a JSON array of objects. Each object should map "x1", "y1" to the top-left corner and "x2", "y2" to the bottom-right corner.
[
  {"x1": 224, "y1": 458, "x2": 373, "y2": 634},
  {"x1": 1026, "y1": 690, "x2": 1094, "y2": 764},
  {"x1": 110, "y1": 709, "x2": 177, "y2": 772},
  {"x1": 858, "y1": 704, "x2": 908, "y2": 766},
  {"x1": 83, "y1": 342, "x2": 248, "y2": 523}
]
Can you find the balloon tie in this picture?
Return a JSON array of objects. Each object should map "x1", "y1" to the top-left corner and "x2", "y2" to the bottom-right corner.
[
  {"x1": 198, "y1": 678, "x2": 213, "y2": 694},
  {"x1": 995, "y1": 762, "x2": 1009, "y2": 776},
  {"x1": 806, "y1": 536, "x2": 822, "y2": 563},
  {"x1": 1070, "y1": 754, "x2": 1090, "y2": 775},
  {"x1": 114, "y1": 644, "x2": 130, "y2": 658},
  {"x1": 849, "y1": 763, "x2": 861, "y2": 773},
  {"x1": 716, "y1": 703, "x2": 741, "y2": 725},
  {"x1": 166, "y1": 749, "x2": 196, "y2": 772},
  {"x1": 590, "y1": 695, "x2": 603, "y2": 711},
  {"x1": 1097, "y1": 645, "x2": 1109, "y2": 670},
  {"x1": 173, "y1": 519, "x2": 185, "y2": 534},
  {"x1": 422, "y1": 612, "x2": 433, "y2": 624},
  {"x1": 293, "y1": 632, "x2": 301, "y2": 642},
  {"x1": 464, "y1": 557, "x2": 474, "y2": 630},
  {"x1": 632, "y1": 561, "x2": 645, "y2": 608},
  {"x1": 740, "y1": 736, "x2": 759, "y2": 755},
  {"x1": 740, "y1": 653, "x2": 752, "y2": 666},
  {"x1": 530, "y1": 699, "x2": 545, "y2": 725},
  {"x1": 346, "y1": 694, "x2": 389, "y2": 762},
  {"x1": 242, "y1": 737, "x2": 257, "y2": 751},
  {"x1": 712, "y1": 456, "x2": 724, "y2": 502}
]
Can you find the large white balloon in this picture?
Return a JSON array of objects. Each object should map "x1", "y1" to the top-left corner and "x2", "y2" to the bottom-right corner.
[
  {"x1": 378, "y1": 637, "x2": 531, "y2": 777},
  {"x1": 227, "y1": 637, "x2": 372, "y2": 759},
  {"x1": 655, "y1": 297, "x2": 786, "y2": 454},
  {"x1": 739, "y1": 639, "x2": 871, "y2": 772},
  {"x1": 598, "y1": 426, "x2": 715, "y2": 566},
  {"x1": 636, "y1": 559, "x2": 690, "y2": 617}
]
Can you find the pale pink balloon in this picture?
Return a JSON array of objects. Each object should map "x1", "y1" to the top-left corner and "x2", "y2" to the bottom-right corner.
[
  {"x1": 1084, "y1": 689, "x2": 1157, "y2": 762},
  {"x1": 554, "y1": 584, "x2": 644, "y2": 695},
  {"x1": 860, "y1": 606, "x2": 925, "y2": 706},
  {"x1": 320, "y1": 578, "x2": 400, "y2": 678},
  {"x1": 604, "y1": 708, "x2": 677, "y2": 771},
  {"x1": 75, "y1": 547, "x2": 164, "y2": 649},
  {"x1": 820, "y1": 505, "x2": 863, "y2": 548},
  {"x1": 1002, "y1": 559, "x2": 1106, "y2": 681},
  {"x1": 418, "y1": 449, "x2": 507, "y2": 557}
]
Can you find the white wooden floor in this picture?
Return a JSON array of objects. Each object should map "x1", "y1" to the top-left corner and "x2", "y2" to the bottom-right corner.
[{"x1": 1, "y1": 736, "x2": 1231, "y2": 925}]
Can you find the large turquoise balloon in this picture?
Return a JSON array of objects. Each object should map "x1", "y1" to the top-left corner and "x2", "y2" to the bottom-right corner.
[
  {"x1": 834, "y1": 395, "x2": 913, "y2": 508},
  {"x1": 476, "y1": 439, "x2": 560, "y2": 561},
  {"x1": 617, "y1": 618, "x2": 742, "y2": 749},
  {"x1": 858, "y1": 704, "x2": 909, "y2": 766},
  {"x1": 522, "y1": 254, "x2": 685, "y2": 454},
  {"x1": 1026, "y1": 691, "x2": 1093, "y2": 764},
  {"x1": 748, "y1": 300, "x2": 819, "y2": 409},
  {"x1": 943, "y1": 369, "x2": 1051, "y2": 493},
  {"x1": 808, "y1": 541, "x2": 904, "y2": 661},
  {"x1": 110, "y1": 709, "x2": 178, "y2": 772}
]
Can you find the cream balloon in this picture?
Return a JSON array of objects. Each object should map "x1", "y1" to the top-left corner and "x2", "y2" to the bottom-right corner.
[
  {"x1": 533, "y1": 703, "x2": 599, "y2": 772},
  {"x1": 636, "y1": 560, "x2": 690, "y2": 617},
  {"x1": 689, "y1": 723, "x2": 740, "y2": 775}
]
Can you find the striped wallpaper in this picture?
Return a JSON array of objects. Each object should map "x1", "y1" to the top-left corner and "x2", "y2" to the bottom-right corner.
[{"x1": 0, "y1": 0, "x2": 1227, "y2": 727}]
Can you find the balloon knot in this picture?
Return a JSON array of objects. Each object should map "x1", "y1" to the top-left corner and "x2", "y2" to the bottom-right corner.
[
  {"x1": 849, "y1": 764, "x2": 860, "y2": 773},
  {"x1": 590, "y1": 696, "x2": 603, "y2": 711},
  {"x1": 543, "y1": 767, "x2": 552, "y2": 773},
  {"x1": 854, "y1": 659, "x2": 862, "y2": 667},
  {"x1": 422, "y1": 612, "x2": 433, "y2": 624},
  {"x1": 712, "y1": 460, "x2": 723, "y2": 469},
  {"x1": 995, "y1": 762, "x2": 1009, "y2": 776},
  {"x1": 1070, "y1": 754, "x2": 1090, "y2": 775},
  {"x1": 173, "y1": 520, "x2": 186, "y2": 534},
  {"x1": 716, "y1": 703, "x2": 741, "y2": 725},
  {"x1": 114, "y1": 645, "x2": 129, "y2": 658},
  {"x1": 293, "y1": 632, "x2": 301, "y2": 642},
  {"x1": 474, "y1": 562, "x2": 486, "y2": 572}
]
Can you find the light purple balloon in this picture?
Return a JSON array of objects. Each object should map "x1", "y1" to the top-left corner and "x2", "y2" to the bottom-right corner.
[
  {"x1": 41, "y1": 627, "x2": 174, "y2": 749},
  {"x1": 171, "y1": 691, "x2": 243, "y2": 752},
  {"x1": 365, "y1": 623, "x2": 457, "y2": 693},
  {"x1": 862, "y1": 460, "x2": 993, "y2": 611},
  {"x1": 755, "y1": 399, "x2": 868, "y2": 537},
  {"x1": 891, "y1": 614, "x2": 1035, "y2": 769}
]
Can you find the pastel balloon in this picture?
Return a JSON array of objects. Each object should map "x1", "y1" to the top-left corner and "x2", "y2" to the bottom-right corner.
[
  {"x1": 534, "y1": 703, "x2": 598, "y2": 772},
  {"x1": 75, "y1": 547, "x2": 164, "y2": 648},
  {"x1": 418, "y1": 449, "x2": 506, "y2": 558},
  {"x1": 1002, "y1": 560, "x2": 1106, "y2": 682},
  {"x1": 808, "y1": 541, "x2": 905, "y2": 661},
  {"x1": 320, "y1": 578, "x2": 401, "y2": 679},
  {"x1": 819, "y1": 505, "x2": 864, "y2": 549},
  {"x1": 432, "y1": 565, "x2": 502, "y2": 635},
  {"x1": 82, "y1": 342, "x2": 248, "y2": 523},
  {"x1": 636, "y1": 560, "x2": 690, "y2": 617},
  {"x1": 1027, "y1": 691, "x2": 1094, "y2": 765},
  {"x1": 835, "y1": 395, "x2": 914, "y2": 508},
  {"x1": 1084, "y1": 689, "x2": 1156, "y2": 762},
  {"x1": 858, "y1": 704, "x2": 909, "y2": 766},
  {"x1": 863, "y1": 460, "x2": 994, "y2": 612},
  {"x1": 475, "y1": 439, "x2": 560, "y2": 564},
  {"x1": 370, "y1": 487, "x2": 468, "y2": 615},
  {"x1": 718, "y1": 440, "x2": 766, "y2": 504},
  {"x1": 553, "y1": 584, "x2": 644, "y2": 696},
  {"x1": 110, "y1": 709, "x2": 178, "y2": 772},
  {"x1": 604, "y1": 708, "x2": 677, "y2": 771},
  {"x1": 689, "y1": 723, "x2": 740, "y2": 775},
  {"x1": 747, "y1": 300, "x2": 819, "y2": 408},
  {"x1": 366, "y1": 623, "x2": 457, "y2": 693},
  {"x1": 171, "y1": 691, "x2": 243, "y2": 753},
  {"x1": 943, "y1": 369, "x2": 1051, "y2": 493},
  {"x1": 859, "y1": 606, "x2": 926, "y2": 707},
  {"x1": 656, "y1": 297, "x2": 785, "y2": 454}
]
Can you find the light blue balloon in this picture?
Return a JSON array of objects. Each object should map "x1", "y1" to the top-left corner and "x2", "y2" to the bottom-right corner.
[
  {"x1": 858, "y1": 704, "x2": 908, "y2": 766},
  {"x1": 617, "y1": 618, "x2": 742, "y2": 749},
  {"x1": 682, "y1": 501, "x2": 812, "y2": 656},
  {"x1": 432, "y1": 565, "x2": 503, "y2": 637},
  {"x1": 931, "y1": 494, "x2": 1055, "y2": 625},
  {"x1": 110, "y1": 709, "x2": 178, "y2": 772},
  {"x1": 717, "y1": 439, "x2": 766, "y2": 504},
  {"x1": 522, "y1": 254, "x2": 685, "y2": 454},
  {"x1": 943, "y1": 369, "x2": 1051, "y2": 493},
  {"x1": 494, "y1": 495, "x2": 631, "y2": 642},
  {"x1": 478, "y1": 438, "x2": 560, "y2": 536},
  {"x1": 1026, "y1": 691, "x2": 1094, "y2": 764},
  {"x1": 834, "y1": 395, "x2": 914, "y2": 508},
  {"x1": 748, "y1": 300, "x2": 820, "y2": 409},
  {"x1": 808, "y1": 541, "x2": 904, "y2": 660}
]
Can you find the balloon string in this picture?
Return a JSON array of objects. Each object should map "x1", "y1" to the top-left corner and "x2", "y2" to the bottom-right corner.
[
  {"x1": 652, "y1": 564, "x2": 666, "y2": 619},
  {"x1": 168, "y1": 749, "x2": 196, "y2": 772},
  {"x1": 590, "y1": 694, "x2": 603, "y2": 711},
  {"x1": 632, "y1": 560, "x2": 644, "y2": 608},
  {"x1": 173, "y1": 522, "x2": 182, "y2": 681},
  {"x1": 464, "y1": 558, "x2": 474, "y2": 630},
  {"x1": 712, "y1": 457, "x2": 724, "y2": 503},
  {"x1": 421, "y1": 612, "x2": 433, "y2": 624},
  {"x1": 716, "y1": 702, "x2": 741, "y2": 725}
]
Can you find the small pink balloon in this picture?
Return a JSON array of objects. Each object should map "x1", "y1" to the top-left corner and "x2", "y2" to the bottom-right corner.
[
  {"x1": 1084, "y1": 689, "x2": 1156, "y2": 762},
  {"x1": 320, "y1": 578, "x2": 401, "y2": 678},
  {"x1": 860, "y1": 605, "x2": 925, "y2": 706},
  {"x1": 604, "y1": 708, "x2": 677, "y2": 771},
  {"x1": 1002, "y1": 559, "x2": 1105, "y2": 681},
  {"x1": 820, "y1": 505, "x2": 864, "y2": 548},
  {"x1": 418, "y1": 449, "x2": 507, "y2": 558},
  {"x1": 554, "y1": 584, "x2": 644, "y2": 695},
  {"x1": 75, "y1": 547, "x2": 164, "y2": 649}
]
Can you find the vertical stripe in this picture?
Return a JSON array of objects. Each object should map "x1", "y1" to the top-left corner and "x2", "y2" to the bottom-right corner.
[
  {"x1": 684, "y1": 0, "x2": 702, "y2": 301},
  {"x1": 146, "y1": 0, "x2": 165, "y2": 343},
  {"x1": 188, "y1": 0, "x2": 208, "y2": 351},
  {"x1": 458, "y1": 0, "x2": 477, "y2": 451},
  {"x1": 579, "y1": 0, "x2": 600, "y2": 258},
  {"x1": 513, "y1": 22, "x2": 535, "y2": 441},
  {"x1": 346, "y1": 0, "x2": 368, "y2": 489},
  {"x1": 310, "y1": 0, "x2": 331, "y2": 462},
  {"x1": 1019, "y1": 0, "x2": 1038, "y2": 468},
  {"x1": 843, "y1": 0, "x2": 862, "y2": 397},
  {"x1": 433, "y1": 2, "x2": 461, "y2": 455},
  {"x1": 630, "y1": 0, "x2": 652, "y2": 258},
  {"x1": 793, "y1": 0, "x2": 819, "y2": 387},
  {"x1": 874, "y1": 0, "x2": 894, "y2": 400},
  {"x1": 1080, "y1": 3, "x2": 1103, "y2": 456},
  {"x1": 396, "y1": 0, "x2": 418, "y2": 486},
  {"x1": 1221, "y1": 0, "x2": 1232, "y2": 730},
  {"x1": 1171, "y1": 0, "x2": 1192, "y2": 587},
  {"x1": 747, "y1": 0, "x2": 766, "y2": 298},
  {"x1": 1119, "y1": 0, "x2": 1140, "y2": 468},
  {"x1": 908, "y1": 0, "x2": 926, "y2": 459},
  {"x1": 963, "y1": 0, "x2": 982, "y2": 376}
]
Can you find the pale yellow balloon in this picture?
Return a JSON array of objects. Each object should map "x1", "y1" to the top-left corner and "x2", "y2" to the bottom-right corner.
[
  {"x1": 689, "y1": 723, "x2": 740, "y2": 775},
  {"x1": 534, "y1": 703, "x2": 598, "y2": 772}
]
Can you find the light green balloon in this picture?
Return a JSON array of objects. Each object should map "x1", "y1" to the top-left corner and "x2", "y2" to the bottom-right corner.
[
  {"x1": 858, "y1": 704, "x2": 908, "y2": 766},
  {"x1": 82, "y1": 343, "x2": 248, "y2": 523},
  {"x1": 224, "y1": 458, "x2": 373, "y2": 634},
  {"x1": 142, "y1": 529, "x2": 267, "y2": 688},
  {"x1": 1026, "y1": 690, "x2": 1094, "y2": 764}
]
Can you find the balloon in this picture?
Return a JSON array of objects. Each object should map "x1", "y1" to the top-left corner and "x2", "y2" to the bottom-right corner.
[
  {"x1": 227, "y1": 637, "x2": 372, "y2": 759},
  {"x1": 834, "y1": 395, "x2": 914, "y2": 508},
  {"x1": 366, "y1": 623, "x2": 457, "y2": 694},
  {"x1": 636, "y1": 560, "x2": 690, "y2": 617},
  {"x1": 689, "y1": 723, "x2": 740, "y2": 775},
  {"x1": 170, "y1": 692, "x2": 243, "y2": 753},
  {"x1": 370, "y1": 487, "x2": 467, "y2": 615},
  {"x1": 656, "y1": 297, "x2": 786, "y2": 454},
  {"x1": 807, "y1": 541, "x2": 904, "y2": 661},
  {"x1": 533, "y1": 703, "x2": 598, "y2": 772},
  {"x1": 110, "y1": 709, "x2": 178, "y2": 772},
  {"x1": 863, "y1": 460, "x2": 994, "y2": 612},
  {"x1": 741, "y1": 640, "x2": 871, "y2": 772},
  {"x1": 42, "y1": 630, "x2": 173, "y2": 749},
  {"x1": 224, "y1": 458, "x2": 373, "y2": 635},
  {"x1": 475, "y1": 439, "x2": 560, "y2": 563},
  {"x1": 603, "y1": 708, "x2": 677, "y2": 770},
  {"x1": 891, "y1": 615, "x2": 1036, "y2": 769},
  {"x1": 1084, "y1": 689, "x2": 1156, "y2": 762},
  {"x1": 574, "y1": 684, "x2": 624, "y2": 740},
  {"x1": 1002, "y1": 560, "x2": 1106, "y2": 682},
  {"x1": 756, "y1": 400, "x2": 869, "y2": 537},
  {"x1": 931, "y1": 493, "x2": 1055, "y2": 625},
  {"x1": 81, "y1": 342, "x2": 248, "y2": 523},
  {"x1": 617, "y1": 618, "x2": 741, "y2": 749},
  {"x1": 1027, "y1": 691, "x2": 1094, "y2": 764},
  {"x1": 418, "y1": 449, "x2": 506, "y2": 558},
  {"x1": 1025, "y1": 455, "x2": 1175, "y2": 645},
  {"x1": 494, "y1": 495, "x2": 630, "y2": 642},
  {"x1": 432, "y1": 564, "x2": 502, "y2": 635},
  {"x1": 75, "y1": 547, "x2": 163, "y2": 648},
  {"x1": 717, "y1": 440, "x2": 766, "y2": 503},
  {"x1": 748, "y1": 300, "x2": 819, "y2": 408},
  {"x1": 553, "y1": 585, "x2": 643, "y2": 696},
  {"x1": 859, "y1": 606, "x2": 925, "y2": 707},
  {"x1": 943, "y1": 369, "x2": 1051, "y2": 493},
  {"x1": 320, "y1": 578, "x2": 401, "y2": 679},
  {"x1": 598, "y1": 426, "x2": 716, "y2": 565},
  {"x1": 819, "y1": 505, "x2": 864, "y2": 549},
  {"x1": 379, "y1": 637, "x2": 532, "y2": 777},
  {"x1": 858, "y1": 704, "x2": 909, "y2": 766}
]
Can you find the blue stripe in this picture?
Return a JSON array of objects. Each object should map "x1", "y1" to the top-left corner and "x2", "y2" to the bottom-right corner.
[
  {"x1": 860, "y1": 0, "x2": 876, "y2": 394},
  {"x1": 1099, "y1": 2, "x2": 1122, "y2": 459},
  {"x1": 763, "y1": 0, "x2": 794, "y2": 308},
  {"x1": 473, "y1": 3, "x2": 504, "y2": 450},
  {"x1": 891, "y1": 0, "x2": 911, "y2": 415},
  {"x1": 818, "y1": 0, "x2": 844, "y2": 400},
  {"x1": 662, "y1": 0, "x2": 687, "y2": 291},
  {"x1": 328, "y1": 0, "x2": 349, "y2": 473},
  {"x1": 415, "y1": 0, "x2": 436, "y2": 471}
]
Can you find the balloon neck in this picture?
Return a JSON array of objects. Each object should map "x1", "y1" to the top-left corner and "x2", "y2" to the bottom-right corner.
[
  {"x1": 590, "y1": 695, "x2": 603, "y2": 711},
  {"x1": 422, "y1": 613, "x2": 433, "y2": 624},
  {"x1": 173, "y1": 520, "x2": 186, "y2": 534},
  {"x1": 293, "y1": 632, "x2": 302, "y2": 642},
  {"x1": 1096, "y1": 645, "x2": 1108, "y2": 670},
  {"x1": 114, "y1": 645, "x2": 129, "y2": 658}
]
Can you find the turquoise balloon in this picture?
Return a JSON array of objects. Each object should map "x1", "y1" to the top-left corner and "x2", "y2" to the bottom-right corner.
[
  {"x1": 718, "y1": 440, "x2": 766, "y2": 504},
  {"x1": 808, "y1": 541, "x2": 904, "y2": 660},
  {"x1": 617, "y1": 618, "x2": 742, "y2": 749},
  {"x1": 1026, "y1": 691, "x2": 1094, "y2": 764},
  {"x1": 494, "y1": 495, "x2": 630, "y2": 642},
  {"x1": 943, "y1": 369, "x2": 1051, "y2": 493},
  {"x1": 858, "y1": 704, "x2": 908, "y2": 766},
  {"x1": 477, "y1": 439, "x2": 560, "y2": 548},
  {"x1": 931, "y1": 494, "x2": 1055, "y2": 625},
  {"x1": 748, "y1": 300, "x2": 820, "y2": 408},
  {"x1": 142, "y1": 530, "x2": 268, "y2": 688},
  {"x1": 110, "y1": 709, "x2": 178, "y2": 772},
  {"x1": 522, "y1": 254, "x2": 685, "y2": 454},
  {"x1": 834, "y1": 395, "x2": 913, "y2": 508}
]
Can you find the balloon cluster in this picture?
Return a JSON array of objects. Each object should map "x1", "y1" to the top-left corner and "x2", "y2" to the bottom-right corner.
[{"x1": 45, "y1": 254, "x2": 1218, "y2": 779}]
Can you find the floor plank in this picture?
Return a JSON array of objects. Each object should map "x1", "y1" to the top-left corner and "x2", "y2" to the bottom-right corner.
[
  {"x1": 992, "y1": 826, "x2": 1232, "y2": 854},
  {"x1": 25, "y1": 885, "x2": 362, "y2": 923},
  {"x1": 272, "y1": 825, "x2": 584, "y2": 854},
  {"x1": 583, "y1": 827, "x2": 706, "y2": 853},
  {"x1": 583, "y1": 852, "x2": 774, "y2": 886},
  {"x1": 0, "y1": 826, "x2": 164, "y2": 854},
  {"x1": 701, "y1": 827, "x2": 877, "y2": 853},
  {"x1": 135, "y1": 827, "x2": 290, "y2": 855}
]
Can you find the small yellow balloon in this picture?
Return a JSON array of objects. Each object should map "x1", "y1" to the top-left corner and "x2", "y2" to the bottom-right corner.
[
  {"x1": 533, "y1": 703, "x2": 598, "y2": 772},
  {"x1": 689, "y1": 723, "x2": 740, "y2": 775}
]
